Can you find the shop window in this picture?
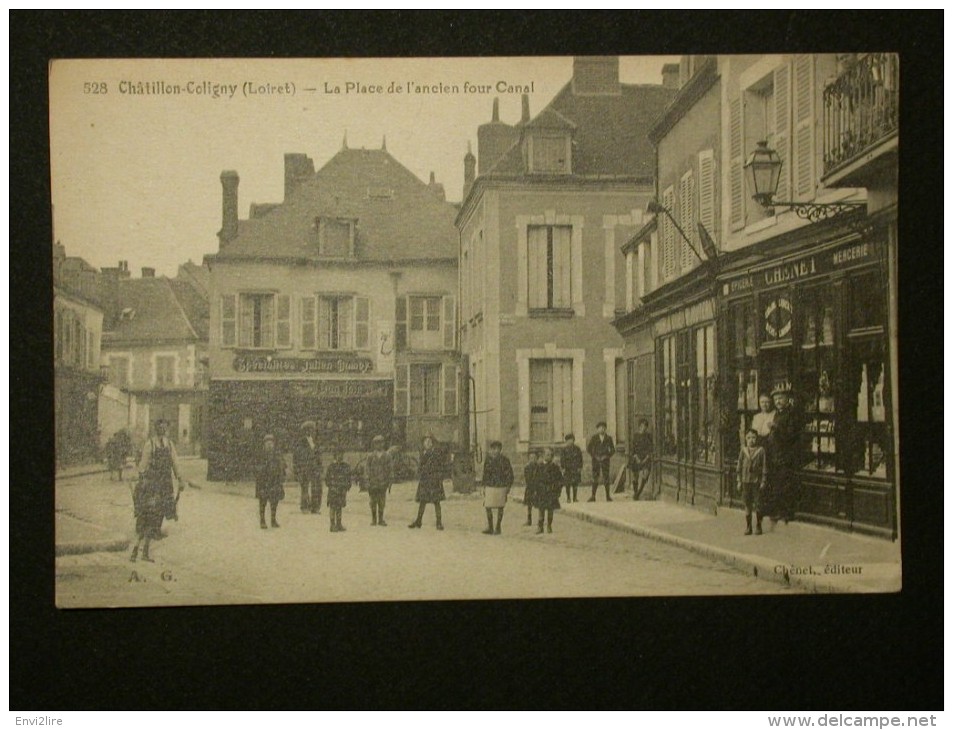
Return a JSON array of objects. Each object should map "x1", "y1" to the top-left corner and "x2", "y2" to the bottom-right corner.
[
  {"x1": 528, "y1": 225, "x2": 572, "y2": 310},
  {"x1": 846, "y1": 339, "x2": 888, "y2": 478},
  {"x1": 660, "y1": 336, "x2": 677, "y2": 456},
  {"x1": 529, "y1": 359, "x2": 573, "y2": 444},
  {"x1": 849, "y1": 271, "x2": 885, "y2": 332},
  {"x1": 799, "y1": 286, "x2": 837, "y2": 472},
  {"x1": 694, "y1": 325, "x2": 717, "y2": 464}
]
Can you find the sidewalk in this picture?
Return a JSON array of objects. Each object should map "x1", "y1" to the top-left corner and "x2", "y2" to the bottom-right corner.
[
  {"x1": 513, "y1": 488, "x2": 901, "y2": 593},
  {"x1": 55, "y1": 512, "x2": 129, "y2": 556}
]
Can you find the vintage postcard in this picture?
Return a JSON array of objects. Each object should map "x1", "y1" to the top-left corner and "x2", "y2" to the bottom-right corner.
[{"x1": 50, "y1": 55, "x2": 901, "y2": 608}]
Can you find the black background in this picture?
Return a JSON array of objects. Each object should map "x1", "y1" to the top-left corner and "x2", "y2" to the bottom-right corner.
[{"x1": 11, "y1": 11, "x2": 943, "y2": 710}]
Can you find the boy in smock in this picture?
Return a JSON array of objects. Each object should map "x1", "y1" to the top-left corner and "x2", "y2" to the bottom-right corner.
[{"x1": 737, "y1": 428, "x2": 768, "y2": 535}]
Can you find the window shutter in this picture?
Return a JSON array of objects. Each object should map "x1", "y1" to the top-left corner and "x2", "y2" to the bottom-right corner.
[
  {"x1": 301, "y1": 296, "x2": 316, "y2": 349},
  {"x1": 698, "y1": 149, "x2": 716, "y2": 246},
  {"x1": 221, "y1": 294, "x2": 237, "y2": 347},
  {"x1": 527, "y1": 226, "x2": 548, "y2": 309},
  {"x1": 276, "y1": 294, "x2": 292, "y2": 348},
  {"x1": 552, "y1": 226, "x2": 572, "y2": 308},
  {"x1": 318, "y1": 297, "x2": 330, "y2": 350},
  {"x1": 728, "y1": 96, "x2": 744, "y2": 230},
  {"x1": 395, "y1": 296, "x2": 407, "y2": 351},
  {"x1": 354, "y1": 296, "x2": 370, "y2": 350},
  {"x1": 442, "y1": 295, "x2": 456, "y2": 350},
  {"x1": 394, "y1": 363, "x2": 409, "y2": 417},
  {"x1": 773, "y1": 62, "x2": 792, "y2": 203},
  {"x1": 680, "y1": 171, "x2": 695, "y2": 271},
  {"x1": 793, "y1": 55, "x2": 815, "y2": 201},
  {"x1": 662, "y1": 186, "x2": 675, "y2": 281},
  {"x1": 339, "y1": 297, "x2": 353, "y2": 350},
  {"x1": 442, "y1": 363, "x2": 458, "y2": 416}
]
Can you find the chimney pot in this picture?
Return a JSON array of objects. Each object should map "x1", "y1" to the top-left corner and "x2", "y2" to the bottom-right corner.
[
  {"x1": 141, "y1": 267, "x2": 155, "y2": 278},
  {"x1": 521, "y1": 94, "x2": 530, "y2": 124},
  {"x1": 220, "y1": 170, "x2": 240, "y2": 243},
  {"x1": 491, "y1": 98, "x2": 500, "y2": 122}
]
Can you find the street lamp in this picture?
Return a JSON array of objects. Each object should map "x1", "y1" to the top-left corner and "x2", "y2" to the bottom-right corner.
[{"x1": 743, "y1": 140, "x2": 865, "y2": 223}]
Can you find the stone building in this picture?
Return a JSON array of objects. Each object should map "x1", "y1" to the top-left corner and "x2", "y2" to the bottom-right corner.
[{"x1": 204, "y1": 143, "x2": 462, "y2": 480}]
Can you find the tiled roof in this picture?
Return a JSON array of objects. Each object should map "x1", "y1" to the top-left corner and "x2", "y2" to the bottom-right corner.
[
  {"x1": 102, "y1": 277, "x2": 201, "y2": 345},
  {"x1": 168, "y1": 278, "x2": 210, "y2": 340},
  {"x1": 214, "y1": 148, "x2": 459, "y2": 262},
  {"x1": 489, "y1": 82, "x2": 675, "y2": 178}
]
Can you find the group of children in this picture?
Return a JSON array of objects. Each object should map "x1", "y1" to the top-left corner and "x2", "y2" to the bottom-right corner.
[
  {"x1": 256, "y1": 434, "x2": 370, "y2": 533},
  {"x1": 480, "y1": 433, "x2": 588, "y2": 536}
]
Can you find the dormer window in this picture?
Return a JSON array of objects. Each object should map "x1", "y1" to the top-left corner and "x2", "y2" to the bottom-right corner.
[
  {"x1": 315, "y1": 217, "x2": 356, "y2": 257},
  {"x1": 528, "y1": 132, "x2": 571, "y2": 174}
]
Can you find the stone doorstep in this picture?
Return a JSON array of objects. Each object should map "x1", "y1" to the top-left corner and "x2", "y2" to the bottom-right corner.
[{"x1": 55, "y1": 512, "x2": 130, "y2": 557}]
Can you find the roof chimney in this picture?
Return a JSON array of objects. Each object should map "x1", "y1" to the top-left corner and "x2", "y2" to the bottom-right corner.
[
  {"x1": 463, "y1": 141, "x2": 476, "y2": 200},
  {"x1": 427, "y1": 171, "x2": 446, "y2": 202},
  {"x1": 284, "y1": 153, "x2": 315, "y2": 201},
  {"x1": 492, "y1": 98, "x2": 500, "y2": 122},
  {"x1": 141, "y1": 267, "x2": 155, "y2": 278},
  {"x1": 662, "y1": 63, "x2": 680, "y2": 90},
  {"x1": 219, "y1": 170, "x2": 239, "y2": 244},
  {"x1": 477, "y1": 98, "x2": 520, "y2": 175},
  {"x1": 520, "y1": 94, "x2": 530, "y2": 124},
  {"x1": 572, "y1": 56, "x2": 620, "y2": 95}
]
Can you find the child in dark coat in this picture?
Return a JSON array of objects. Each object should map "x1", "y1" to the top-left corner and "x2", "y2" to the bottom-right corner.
[
  {"x1": 325, "y1": 446, "x2": 352, "y2": 533},
  {"x1": 255, "y1": 434, "x2": 286, "y2": 529},
  {"x1": 481, "y1": 441, "x2": 514, "y2": 535},
  {"x1": 535, "y1": 447, "x2": 563, "y2": 534},
  {"x1": 737, "y1": 428, "x2": 768, "y2": 535},
  {"x1": 523, "y1": 450, "x2": 540, "y2": 526},
  {"x1": 560, "y1": 433, "x2": 583, "y2": 503}
]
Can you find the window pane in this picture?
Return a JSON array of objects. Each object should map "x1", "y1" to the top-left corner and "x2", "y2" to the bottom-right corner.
[
  {"x1": 850, "y1": 272, "x2": 884, "y2": 331},
  {"x1": 425, "y1": 297, "x2": 441, "y2": 331},
  {"x1": 527, "y1": 226, "x2": 549, "y2": 309},
  {"x1": 552, "y1": 226, "x2": 572, "y2": 308},
  {"x1": 529, "y1": 359, "x2": 553, "y2": 443}
]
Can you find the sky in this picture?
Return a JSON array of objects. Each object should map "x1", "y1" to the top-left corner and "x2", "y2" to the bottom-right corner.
[{"x1": 50, "y1": 56, "x2": 678, "y2": 277}]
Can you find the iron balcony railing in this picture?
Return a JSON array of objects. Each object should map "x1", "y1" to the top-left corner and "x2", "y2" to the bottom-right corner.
[{"x1": 823, "y1": 53, "x2": 899, "y2": 176}]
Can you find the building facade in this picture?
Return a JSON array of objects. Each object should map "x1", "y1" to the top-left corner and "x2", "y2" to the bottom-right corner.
[
  {"x1": 457, "y1": 57, "x2": 676, "y2": 472},
  {"x1": 205, "y1": 146, "x2": 462, "y2": 480},
  {"x1": 54, "y1": 243, "x2": 105, "y2": 468},
  {"x1": 98, "y1": 262, "x2": 209, "y2": 457},
  {"x1": 613, "y1": 54, "x2": 898, "y2": 538}
]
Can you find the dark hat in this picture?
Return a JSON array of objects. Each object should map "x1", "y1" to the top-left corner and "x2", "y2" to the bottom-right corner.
[
  {"x1": 595, "y1": 421, "x2": 607, "y2": 429},
  {"x1": 564, "y1": 433, "x2": 575, "y2": 440},
  {"x1": 488, "y1": 440, "x2": 502, "y2": 450},
  {"x1": 155, "y1": 418, "x2": 170, "y2": 426},
  {"x1": 771, "y1": 382, "x2": 792, "y2": 397}
]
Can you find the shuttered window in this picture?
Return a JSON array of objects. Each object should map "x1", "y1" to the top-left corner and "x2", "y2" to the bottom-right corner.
[
  {"x1": 528, "y1": 225, "x2": 572, "y2": 309},
  {"x1": 728, "y1": 96, "x2": 745, "y2": 230},
  {"x1": 318, "y1": 296, "x2": 353, "y2": 351},
  {"x1": 793, "y1": 54, "x2": 815, "y2": 201},
  {"x1": 410, "y1": 363, "x2": 442, "y2": 416},
  {"x1": 698, "y1": 149, "x2": 716, "y2": 246},
  {"x1": 238, "y1": 294, "x2": 275, "y2": 349}
]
